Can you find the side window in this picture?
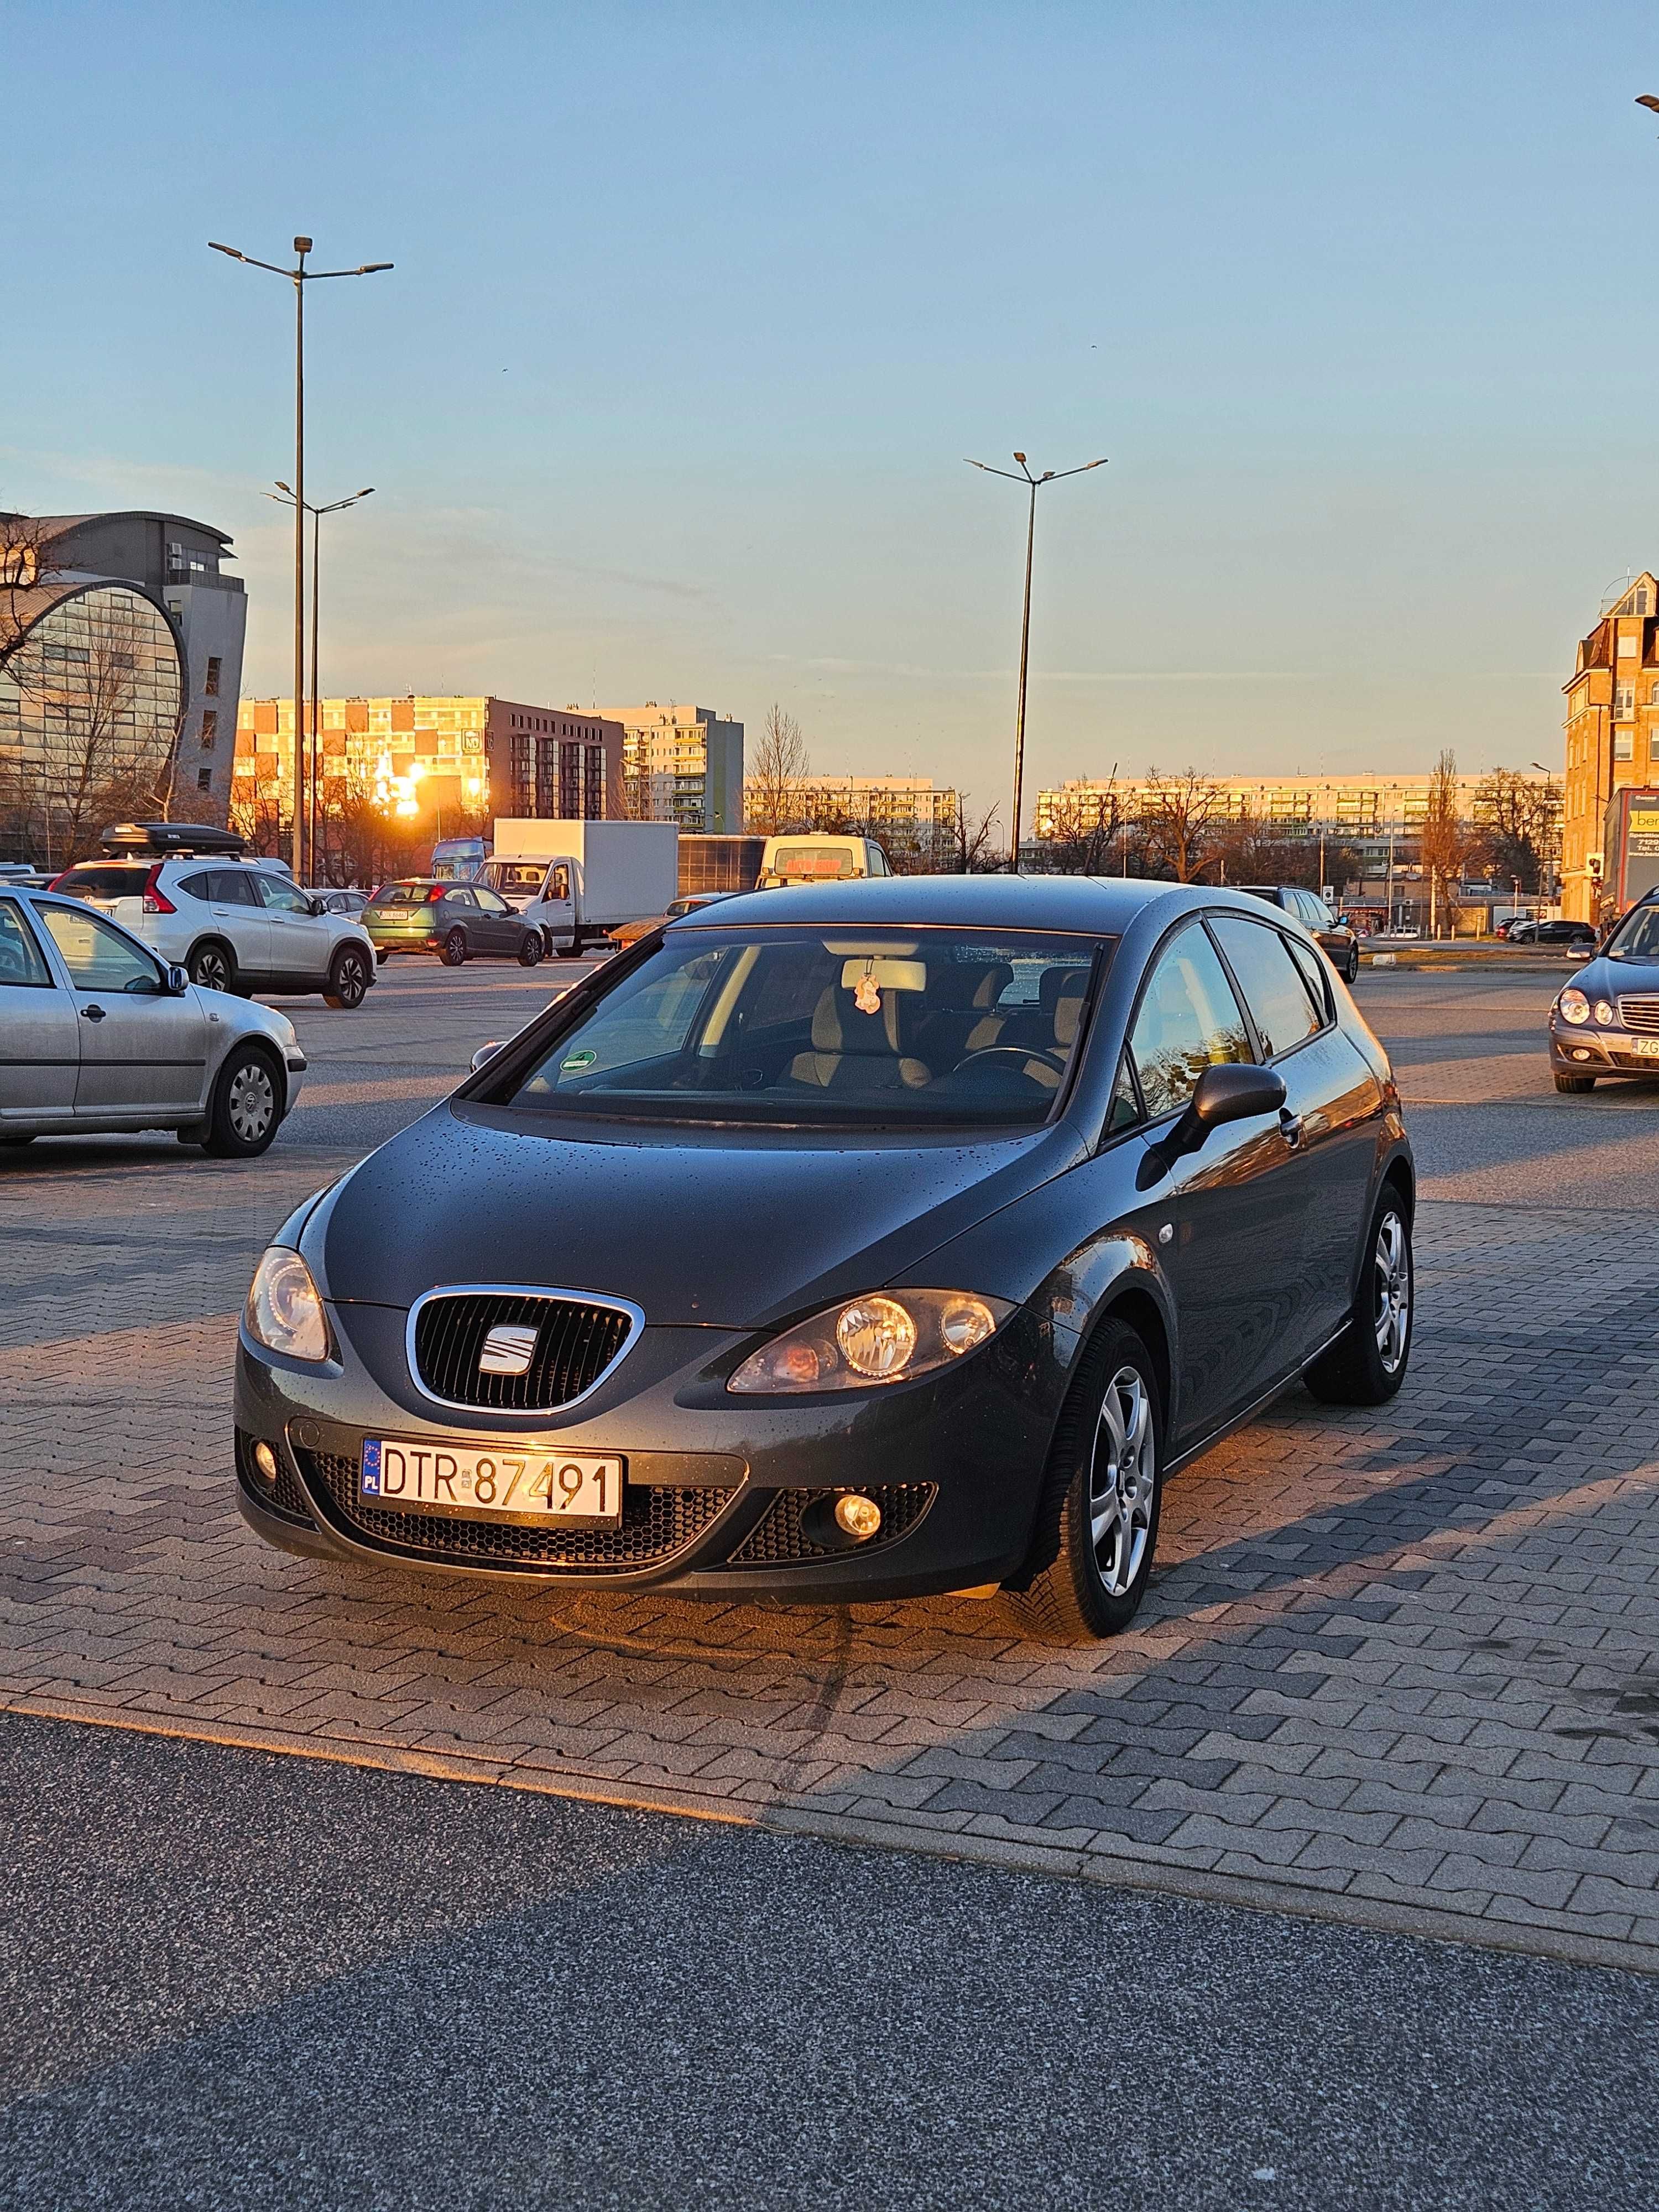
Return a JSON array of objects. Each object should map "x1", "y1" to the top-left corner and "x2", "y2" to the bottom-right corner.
[
  {"x1": 179, "y1": 872, "x2": 215, "y2": 901},
  {"x1": 445, "y1": 887, "x2": 478, "y2": 907},
  {"x1": 1105, "y1": 1050, "x2": 1141, "y2": 1135},
  {"x1": 257, "y1": 876, "x2": 312, "y2": 914},
  {"x1": 1284, "y1": 932, "x2": 1333, "y2": 1020},
  {"x1": 0, "y1": 901, "x2": 53, "y2": 988},
  {"x1": 1127, "y1": 922, "x2": 1251, "y2": 1119},
  {"x1": 211, "y1": 870, "x2": 257, "y2": 906},
  {"x1": 547, "y1": 865, "x2": 571, "y2": 901},
  {"x1": 1209, "y1": 916, "x2": 1321, "y2": 1059},
  {"x1": 474, "y1": 888, "x2": 510, "y2": 914},
  {"x1": 38, "y1": 905, "x2": 163, "y2": 993}
]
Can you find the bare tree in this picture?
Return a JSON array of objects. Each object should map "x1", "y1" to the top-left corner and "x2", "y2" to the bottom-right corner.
[
  {"x1": 1420, "y1": 748, "x2": 1481, "y2": 936},
  {"x1": 1039, "y1": 787, "x2": 1124, "y2": 875},
  {"x1": 743, "y1": 704, "x2": 811, "y2": 834},
  {"x1": 1139, "y1": 766, "x2": 1226, "y2": 881},
  {"x1": 1474, "y1": 767, "x2": 1561, "y2": 895},
  {"x1": 0, "y1": 511, "x2": 62, "y2": 660}
]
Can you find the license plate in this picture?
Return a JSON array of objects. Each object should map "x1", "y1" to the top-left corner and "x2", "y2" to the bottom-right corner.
[
  {"x1": 360, "y1": 1438, "x2": 622, "y2": 1522},
  {"x1": 1632, "y1": 1038, "x2": 1659, "y2": 1058}
]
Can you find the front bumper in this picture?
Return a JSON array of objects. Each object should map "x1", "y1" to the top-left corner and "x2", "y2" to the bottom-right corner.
[
  {"x1": 1547, "y1": 1018, "x2": 1659, "y2": 1077},
  {"x1": 234, "y1": 1302, "x2": 1071, "y2": 1601}
]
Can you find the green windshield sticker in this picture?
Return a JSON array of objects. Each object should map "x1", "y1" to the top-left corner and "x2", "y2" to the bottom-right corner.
[{"x1": 561, "y1": 1049, "x2": 597, "y2": 1070}]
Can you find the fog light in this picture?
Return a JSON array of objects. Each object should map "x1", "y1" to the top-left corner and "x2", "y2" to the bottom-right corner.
[
  {"x1": 834, "y1": 1493, "x2": 883, "y2": 1541},
  {"x1": 252, "y1": 1441, "x2": 279, "y2": 1483},
  {"x1": 1572, "y1": 1048, "x2": 1591, "y2": 1062}
]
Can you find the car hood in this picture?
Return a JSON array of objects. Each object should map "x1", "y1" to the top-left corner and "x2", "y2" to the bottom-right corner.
[
  {"x1": 313, "y1": 1102, "x2": 1081, "y2": 1328},
  {"x1": 1567, "y1": 953, "x2": 1659, "y2": 999}
]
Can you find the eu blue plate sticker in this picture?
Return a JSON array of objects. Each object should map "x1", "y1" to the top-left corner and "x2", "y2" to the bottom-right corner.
[{"x1": 361, "y1": 1439, "x2": 382, "y2": 1495}]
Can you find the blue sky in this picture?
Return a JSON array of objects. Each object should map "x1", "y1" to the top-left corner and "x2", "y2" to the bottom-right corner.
[{"x1": 4, "y1": 2, "x2": 1656, "y2": 821}]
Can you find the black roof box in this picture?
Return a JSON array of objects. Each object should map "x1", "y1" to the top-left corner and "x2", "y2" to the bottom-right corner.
[{"x1": 100, "y1": 821, "x2": 248, "y2": 858}]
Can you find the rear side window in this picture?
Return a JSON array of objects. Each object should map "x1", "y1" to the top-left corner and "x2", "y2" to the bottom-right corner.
[
  {"x1": 444, "y1": 887, "x2": 478, "y2": 907},
  {"x1": 179, "y1": 872, "x2": 215, "y2": 900},
  {"x1": 1209, "y1": 917, "x2": 1322, "y2": 1059},
  {"x1": 0, "y1": 901, "x2": 53, "y2": 988},
  {"x1": 1128, "y1": 922, "x2": 1251, "y2": 1119}
]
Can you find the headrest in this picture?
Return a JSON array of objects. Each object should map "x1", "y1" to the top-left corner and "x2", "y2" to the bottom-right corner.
[
  {"x1": 928, "y1": 965, "x2": 985, "y2": 1011},
  {"x1": 971, "y1": 962, "x2": 1012, "y2": 1010},
  {"x1": 1053, "y1": 979, "x2": 1088, "y2": 1047},
  {"x1": 1040, "y1": 963, "x2": 1091, "y2": 1019},
  {"x1": 811, "y1": 985, "x2": 904, "y2": 1055}
]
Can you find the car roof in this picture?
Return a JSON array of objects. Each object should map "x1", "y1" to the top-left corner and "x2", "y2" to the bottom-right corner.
[{"x1": 668, "y1": 873, "x2": 1195, "y2": 933}]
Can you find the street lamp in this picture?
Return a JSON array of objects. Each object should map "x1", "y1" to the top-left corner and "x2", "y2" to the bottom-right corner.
[
  {"x1": 209, "y1": 236, "x2": 392, "y2": 878},
  {"x1": 268, "y1": 484, "x2": 374, "y2": 879},
  {"x1": 966, "y1": 450, "x2": 1107, "y2": 868}
]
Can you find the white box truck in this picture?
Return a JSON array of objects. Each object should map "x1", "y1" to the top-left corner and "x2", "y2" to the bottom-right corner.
[{"x1": 479, "y1": 821, "x2": 679, "y2": 956}]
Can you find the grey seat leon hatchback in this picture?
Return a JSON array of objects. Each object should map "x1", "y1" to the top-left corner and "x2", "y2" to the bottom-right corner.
[{"x1": 236, "y1": 875, "x2": 1414, "y2": 1641}]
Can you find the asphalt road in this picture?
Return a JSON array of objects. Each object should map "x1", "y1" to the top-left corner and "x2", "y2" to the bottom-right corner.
[{"x1": 3, "y1": 957, "x2": 1657, "y2": 2210}]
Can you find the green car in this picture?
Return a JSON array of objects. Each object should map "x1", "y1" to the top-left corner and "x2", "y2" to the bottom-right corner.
[{"x1": 361, "y1": 879, "x2": 545, "y2": 968}]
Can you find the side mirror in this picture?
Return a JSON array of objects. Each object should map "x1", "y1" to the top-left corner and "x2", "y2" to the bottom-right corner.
[
  {"x1": 469, "y1": 1042, "x2": 503, "y2": 1073},
  {"x1": 1165, "y1": 1062, "x2": 1286, "y2": 1161},
  {"x1": 309, "y1": 895, "x2": 328, "y2": 916},
  {"x1": 165, "y1": 964, "x2": 190, "y2": 996}
]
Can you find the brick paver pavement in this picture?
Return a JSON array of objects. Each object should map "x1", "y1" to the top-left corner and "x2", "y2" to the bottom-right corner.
[{"x1": 2, "y1": 965, "x2": 1656, "y2": 1971}]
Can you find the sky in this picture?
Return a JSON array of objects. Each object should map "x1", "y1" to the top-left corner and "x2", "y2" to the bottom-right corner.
[{"x1": 4, "y1": 1, "x2": 1657, "y2": 826}]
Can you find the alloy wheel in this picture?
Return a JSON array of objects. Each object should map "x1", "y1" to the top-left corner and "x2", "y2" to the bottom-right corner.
[
  {"x1": 1374, "y1": 1209, "x2": 1411, "y2": 1373},
  {"x1": 227, "y1": 1059, "x2": 275, "y2": 1144},
  {"x1": 1088, "y1": 1365, "x2": 1155, "y2": 1598},
  {"x1": 192, "y1": 946, "x2": 231, "y2": 992}
]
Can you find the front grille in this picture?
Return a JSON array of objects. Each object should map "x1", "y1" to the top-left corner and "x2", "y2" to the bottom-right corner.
[
  {"x1": 296, "y1": 1448, "x2": 730, "y2": 1573},
  {"x1": 410, "y1": 1289, "x2": 634, "y2": 1412},
  {"x1": 1618, "y1": 995, "x2": 1659, "y2": 1035},
  {"x1": 724, "y1": 1484, "x2": 937, "y2": 1567},
  {"x1": 236, "y1": 1427, "x2": 315, "y2": 1528}
]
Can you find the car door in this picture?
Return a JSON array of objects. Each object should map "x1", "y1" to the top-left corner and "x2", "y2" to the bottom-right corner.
[
  {"x1": 257, "y1": 873, "x2": 333, "y2": 983},
  {"x1": 0, "y1": 898, "x2": 80, "y2": 1124},
  {"x1": 472, "y1": 885, "x2": 520, "y2": 953},
  {"x1": 439, "y1": 886, "x2": 481, "y2": 951},
  {"x1": 1209, "y1": 914, "x2": 1381, "y2": 1364},
  {"x1": 33, "y1": 901, "x2": 210, "y2": 1116},
  {"x1": 529, "y1": 860, "x2": 575, "y2": 948},
  {"x1": 201, "y1": 868, "x2": 272, "y2": 980},
  {"x1": 1126, "y1": 918, "x2": 1302, "y2": 1449}
]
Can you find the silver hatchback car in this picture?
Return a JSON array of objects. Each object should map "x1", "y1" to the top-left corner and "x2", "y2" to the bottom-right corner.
[{"x1": 0, "y1": 890, "x2": 306, "y2": 1156}]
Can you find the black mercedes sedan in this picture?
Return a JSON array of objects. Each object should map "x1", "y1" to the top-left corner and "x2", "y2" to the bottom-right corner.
[
  {"x1": 1548, "y1": 891, "x2": 1659, "y2": 1092},
  {"x1": 235, "y1": 875, "x2": 1414, "y2": 1640}
]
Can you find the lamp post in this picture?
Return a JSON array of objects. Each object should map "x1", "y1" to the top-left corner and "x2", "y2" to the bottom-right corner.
[
  {"x1": 209, "y1": 237, "x2": 392, "y2": 879},
  {"x1": 267, "y1": 484, "x2": 374, "y2": 880},
  {"x1": 966, "y1": 451, "x2": 1107, "y2": 868}
]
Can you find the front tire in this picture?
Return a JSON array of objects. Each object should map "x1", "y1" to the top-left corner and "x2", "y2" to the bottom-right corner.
[
  {"x1": 557, "y1": 933, "x2": 582, "y2": 958},
  {"x1": 200, "y1": 1045, "x2": 283, "y2": 1159},
  {"x1": 441, "y1": 927, "x2": 468, "y2": 967},
  {"x1": 1554, "y1": 1072, "x2": 1595, "y2": 1094},
  {"x1": 187, "y1": 941, "x2": 236, "y2": 995},
  {"x1": 1003, "y1": 1319, "x2": 1162, "y2": 1642},
  {"x1": 1305, "y1": 1190, "x2": 1413, "y2": 1405},
  {"x1": 1345, "y1": 947, "x2": 1360, "y2": 983},
  {"x1": 324, "y1": 945, "x2": 371, "y2": 1009},
  {"x1": 517, "y1": 932, "x2": 543, "y2": 967}
]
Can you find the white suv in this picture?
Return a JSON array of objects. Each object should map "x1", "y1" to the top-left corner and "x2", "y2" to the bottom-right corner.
[{"x1": 49, "y1": 857, "x2": 378, "y2": 1008}]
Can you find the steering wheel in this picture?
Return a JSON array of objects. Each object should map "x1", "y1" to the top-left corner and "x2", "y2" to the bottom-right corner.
[{"x1": 954, "y1": 1045, "x2": 1067, "y2": 1083}]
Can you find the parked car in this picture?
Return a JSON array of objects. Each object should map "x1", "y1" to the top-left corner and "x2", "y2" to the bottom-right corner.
[
  {"x1": 759, "y1": 833, "x2": 892, "y2": 887},
  {"x1": 235, "y1": 875, "x2": 1413, "y2": 1641},
  {"x1": 360, "y1": 879, "x2": 546, "y2": 967},
  {"x1": 0, "y1": 889, "x2": 304, "y2": 1155},
  {"x1": 1513, "y1": 918, "x2": 1597, "y2": 951},
  {"x1": 1236, "y1": 885, "x2": 1361, "y2": 983},
  {"x1": 612, "y1": 890, "x2": 737, "y2": 950},
  {"x1": 1547, "y1": 891, "x2": 1659, "y2": 1092},
  {"x1": 48, "y1": 855, "x2": 377, "y2": 1008},
  {"x1": 309, "y1": 888, "x2": 369, "y2": 919}
]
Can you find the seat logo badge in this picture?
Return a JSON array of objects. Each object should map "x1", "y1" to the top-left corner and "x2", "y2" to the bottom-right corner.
[{"x1": 479, "y1": 1323, "x2": 538, "y2": 1376}]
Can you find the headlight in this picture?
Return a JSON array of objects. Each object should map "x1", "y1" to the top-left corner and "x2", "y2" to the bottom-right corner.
[
  {"x1": 728, "y1": 1288, "x2": 1016, "y2": 1394},
  {"x1": 1594, "y1": 999, "x2": 1615, "y2": 1025},
  {"x1": 1558, "y1": 988, "x2": 1590, "y2": 1025},
  {"x1": 244, "y1": 1246, "x2": 332, "y2": 1363}
]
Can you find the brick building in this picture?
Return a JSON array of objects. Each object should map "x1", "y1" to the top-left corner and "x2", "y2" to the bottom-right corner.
[{"x1": 1561, "y1": 574, "x2": 1659, "y2": 921}]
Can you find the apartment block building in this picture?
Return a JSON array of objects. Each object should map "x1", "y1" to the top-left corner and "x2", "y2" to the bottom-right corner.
[
  {"x1": 770, "y1": 775, "x2": 960, "y2": 840},
  {"x1": 1561, "y1": 573, "x2": 1659, "y2": 920},
  {"x1": 603, "y1": 702, "x2": 743, "y2": 832},
  {"x1": 233, "y1": 695, "x2": 622, "y2": 833}
]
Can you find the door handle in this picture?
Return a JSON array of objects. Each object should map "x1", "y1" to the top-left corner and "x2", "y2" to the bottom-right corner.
[
  {"x1": 81, "y1": 1004, "x2": 106, "y2": 1022},
  {"x1": 1279, "y1": 1108, "x2": 1303, "y2": 1147}
]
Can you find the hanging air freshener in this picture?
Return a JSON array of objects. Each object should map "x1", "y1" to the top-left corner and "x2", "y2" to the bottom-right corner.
[{"x1": 853, "y1": 957, "x2": 882, "y2": 1016}]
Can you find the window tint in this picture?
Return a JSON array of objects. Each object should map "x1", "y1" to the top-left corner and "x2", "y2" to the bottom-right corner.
[
  {"x1": 1128, "y1": 923, "x2": 1251, "y2": 1118},
  {"x1": 179, "y1": 872, "x2": 215, "y2": 901},
  {"x1": 38, "y1": 905, "x2": 163, "y2": 993},
  {"x1": 0, "y1": 901, "x2": 53, "y2": 988},
  {"x1": 1284, "y1": 932, "x2": 1332, "y2": 1018},
  {"x1": 1209, "y1": 917, "x2": 1321, "y2": 1058},
  {"x1": 49, "y1": 865, "x2": 145, "y2": 900},
  {"x1": 257, "y1": 875, "x2": 312, "y2": 913},
  {"x1": 211, "y1": 870, "x2": 259, "y2": 906}
]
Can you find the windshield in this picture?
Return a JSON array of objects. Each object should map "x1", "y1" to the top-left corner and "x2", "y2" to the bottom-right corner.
[
  {"x1": 481, "y1": 863, "x2": 549, "y2": 895},
  {"x1": 1605, "y1": 904, "x2": 1659, "y2": 960},
  {"x1": 772, "y1": 846, "x2": 858, "y2": 879},
  {"x1": 493, "y1": 927, "x2": 1112, "y2": 1128}
]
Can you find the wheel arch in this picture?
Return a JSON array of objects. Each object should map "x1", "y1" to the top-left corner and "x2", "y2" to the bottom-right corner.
[
  {"x1": 1087, "y1": 1281, "x2": 1172, "y2": 1428},
  {"x1": 186, "y1": 933, "x2": 237, "y2": 977},
  {"x1": 222, "y1": 1032, "x2": 288, "y2": 1119}
]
